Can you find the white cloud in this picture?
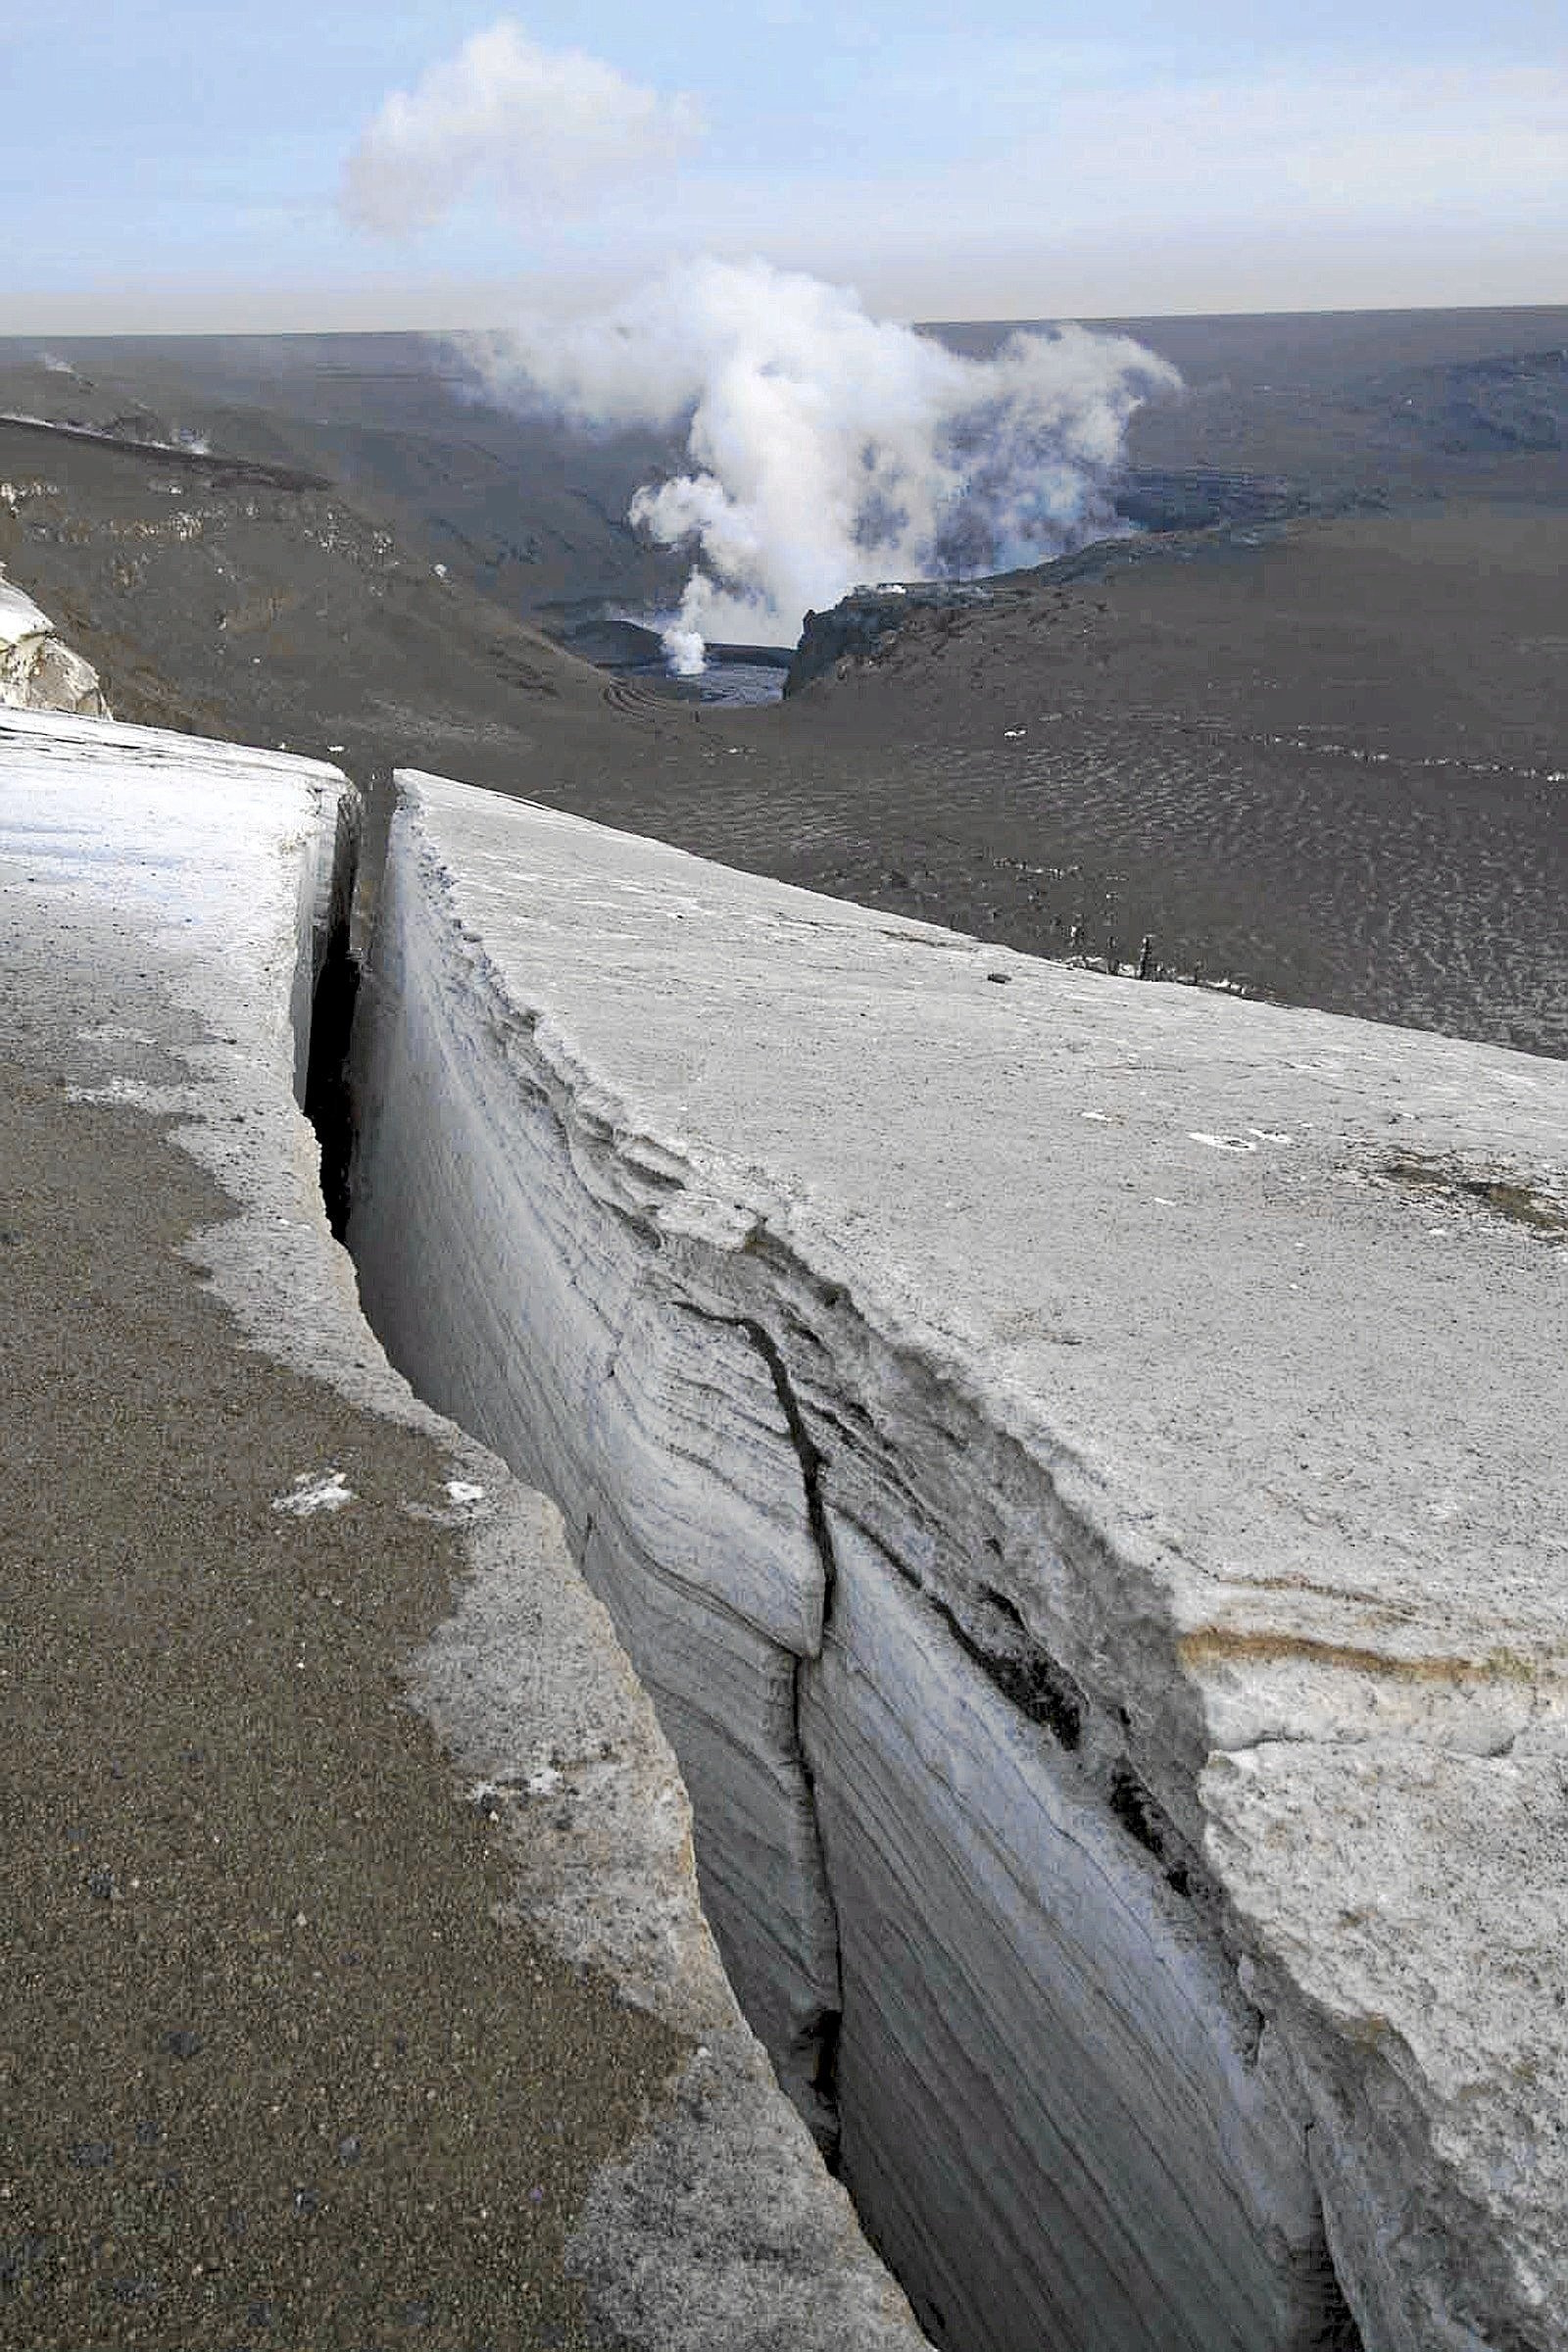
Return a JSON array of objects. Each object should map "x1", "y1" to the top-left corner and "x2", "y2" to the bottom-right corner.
[{"x1": 341, "y1": 20, "x2": 703, "y2": 239}]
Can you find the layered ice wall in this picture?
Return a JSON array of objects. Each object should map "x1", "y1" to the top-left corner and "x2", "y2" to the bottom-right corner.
[{"x1": 349, "y1": 772, "x2": 1568, "y2": 2352}]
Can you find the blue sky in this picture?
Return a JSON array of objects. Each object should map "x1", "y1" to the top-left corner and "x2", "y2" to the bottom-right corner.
[{"x1": 2, "y1": 0, "x2": 1563, "y2": 328}]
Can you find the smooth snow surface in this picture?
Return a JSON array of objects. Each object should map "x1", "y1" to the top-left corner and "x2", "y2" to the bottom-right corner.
[
  {"x1": 0, "y1": 709, "x2": 346, "y2": 1099},
  {"x1": 350, "y1": 770, "x2": 1568, "y2": 2352}
]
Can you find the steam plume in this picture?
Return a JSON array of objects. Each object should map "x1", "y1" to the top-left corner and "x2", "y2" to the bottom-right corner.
[
  {"x1": 471, "y1": 259, "x2": 1180, "y2": 670},
  {"x1": 341, "y1": 22, "x2": 702, "y2": 238}
]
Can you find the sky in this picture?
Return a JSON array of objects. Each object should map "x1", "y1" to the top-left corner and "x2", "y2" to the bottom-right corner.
[{"x1": 0, "y1": 0, "x2": 1564, "y2": 331}]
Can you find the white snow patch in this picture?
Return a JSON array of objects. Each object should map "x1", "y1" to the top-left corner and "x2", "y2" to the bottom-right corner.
[
  {"x1": 271, "y1": 1469, "x2": 355, "y2": 1516},
  {"x1": 0, "y1": 573, "x2": 52, "y2": 651},
  {"x1": 0, "y1": 572, "x2": 108, "y2": 715}
]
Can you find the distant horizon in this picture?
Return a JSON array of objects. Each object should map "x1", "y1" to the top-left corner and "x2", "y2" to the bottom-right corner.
[{"x1": 3, "y1": 293, "x2": 1567, "y2": 347}]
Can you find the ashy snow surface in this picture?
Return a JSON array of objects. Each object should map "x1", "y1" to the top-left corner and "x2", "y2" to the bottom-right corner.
[
  {"x1": 349, "y1": 771, "x2": 1568, "y2": 2352},
  {"x1": 0, "y1": 710, "x2": 927, "y2": 2352}
]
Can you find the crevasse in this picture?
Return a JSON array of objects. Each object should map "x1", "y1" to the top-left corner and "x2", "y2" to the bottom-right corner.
[{"x1": 346, "y1": 769, "x2": 1568, "y2": 2352}]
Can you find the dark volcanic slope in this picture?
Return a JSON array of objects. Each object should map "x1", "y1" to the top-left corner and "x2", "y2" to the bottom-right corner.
[
  {"x1": 1, "y1": 311, "x2": 1564, "y2": 1058},
  {"x1": 0, "y1": 336, "x2": 689, "y2": 623},
  {"x1": 761, "y1": 508, "x2": 1568, "y2": 1055},
  {"x1": 0, "y1": 389, "x2": 662, "y2": 922},
  {"x1": 945, "y1": 306, "x2": 1568, "y2": 510}
]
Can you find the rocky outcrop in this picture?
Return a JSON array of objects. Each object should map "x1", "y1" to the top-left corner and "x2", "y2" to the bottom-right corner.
[
  {"x1": 348, "y1": 772, "x2": 1568, "y2": 2352},
  {"x1": 1110, "y1": 465, "x2": 1316, "y2": 530},
  {"x1": 0, "y1": 567, "x2": 109, "y2": 714},
  {"x1": 783, "y1": 474, "x2": 1361, "y2": 696},
  {"x1": 785, "y1": 579, "x2": 1001, "y2": 694}
]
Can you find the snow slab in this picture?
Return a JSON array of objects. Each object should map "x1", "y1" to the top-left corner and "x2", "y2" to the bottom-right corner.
[{"x1": 372, "y1": 766, "x2": 1568, "y2": 2352}]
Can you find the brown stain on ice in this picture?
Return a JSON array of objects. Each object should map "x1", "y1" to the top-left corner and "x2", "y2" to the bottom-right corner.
[{"x1": 1178, "y1": 1627, "x2": 1554, "y2": 1686}]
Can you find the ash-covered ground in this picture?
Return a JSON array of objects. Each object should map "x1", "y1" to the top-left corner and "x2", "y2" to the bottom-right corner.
[{"x1": 1, "y1": 306, "x2": 1564, "y2": 1054}]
